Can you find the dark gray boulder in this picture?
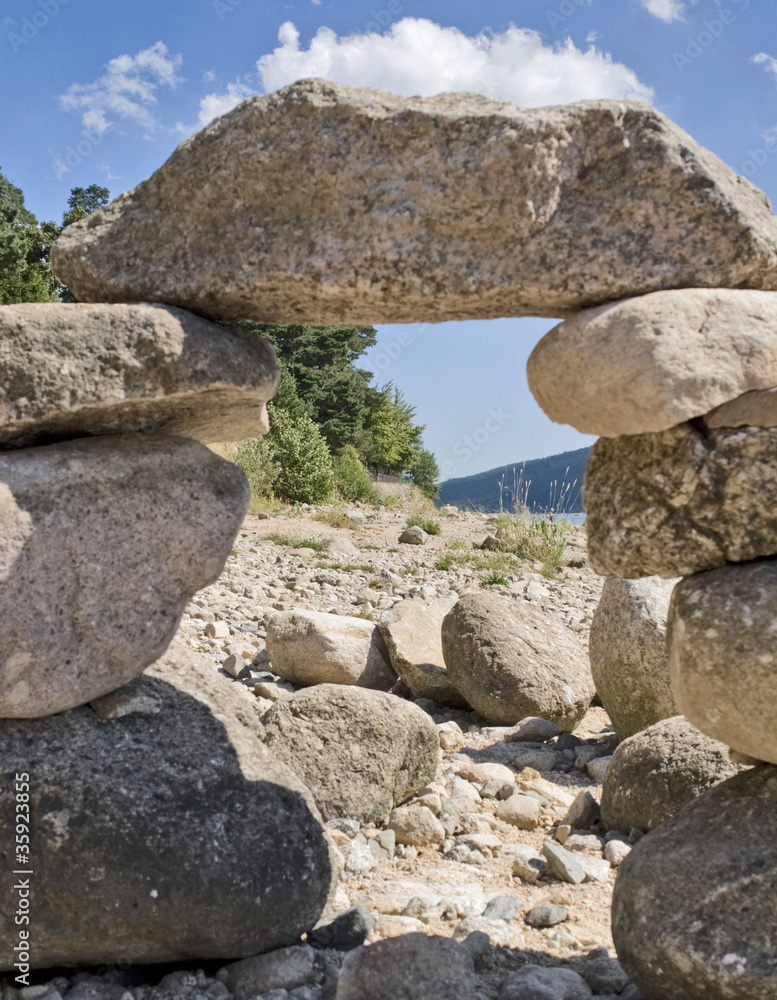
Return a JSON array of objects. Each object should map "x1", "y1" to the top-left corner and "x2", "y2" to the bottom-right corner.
[
  {"x1": 612, "y1": 765, "x2": 777, "y2": 1000},
  {"x1": 0, "y1": 645, "x2": 334, "y2": 969}
]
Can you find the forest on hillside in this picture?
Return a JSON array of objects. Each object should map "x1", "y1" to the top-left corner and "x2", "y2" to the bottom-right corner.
[{"x1": 0, "y1": 167, "x2": 440, "y2": 504}]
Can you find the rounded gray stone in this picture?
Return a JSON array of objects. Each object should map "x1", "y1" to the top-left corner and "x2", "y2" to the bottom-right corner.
[
  {"x1": 0, "y1": 645, "x2": 334, "y2": 970},
  {"x1": 51, "y1": 80, "x2": 777, "y2": 325},
  {"x1": 0, "y1": 434, "x2": 248, "y2": 718},
  {"x1": 499, "y1": 965, "x2": 592, "y2": 1000},
  {"x1": 441, "y1": 592, "x2": 594, "y2": 728},
  {"x1": 335, "y1": 934, "x2": 475, "y2": 1000},
  {"x1": 0, "y1": 302, "x2": 278, "y2": 448},
  {"x1": 589, "y1": 576, "x2": 679, "y2": 739},
  {"x1": 528, "y1": 289, "x2": 777, "y2": 437},
  {"x1": 601, "y1": 716, "x2": 743, "y2": 834},
  {"x1": 266, "y1": 609, "x2": 396, "y2": 690},
  {"x1": 584, "y1": 423, "x2": 777, "y2": 578},
  {"x1": 378, "y1": 597, "x2": 469, "y2": 708},
  {"x1": 612, "y1": 765, "x2": 777, "y2": 1000},
  {"x1": 262, "y1": 684, "x2": 440, "y2": 823},
  {"x1": 668, "y1": 560, "x2": 777, "y2": 764}
]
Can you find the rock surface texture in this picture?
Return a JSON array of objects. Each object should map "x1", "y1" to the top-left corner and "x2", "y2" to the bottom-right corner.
[
  {"x1": 600, "y1": 715, "x2": 743, "y2": 833},
  {"x1": 378, "y1": 596, "x2": 468, "y2": 708},
  {"x1": 0, "y1": 303, "x2": 278, "y2": 448},
  {"x1": 266, "y1": 609, "x2": 396, "y2": 690},
  {"x1": 584, "y1": 423, "x2": 777, "y2": 578},
  {"x1": 612, "y1": 765, "x2": 777, "y2": 1000},
  {"x1": 668, "y1": 560, "x2": 777, "y2": 765},
  {"x1": 0, "y1": 645, "x2": 334, "y2": 969},
  {"x1": 528, "y1": 289, "x2": 777, "y2": 436},
  {"x1": 51, "y1": 79, "x2": 777, "y2": 324},
  {"x1": 0, "y1": 434, "x2": 248, "y2": 718},
  {"x1": 441, "y1": 592, "x2": 594, "y2": 728},
  {"x1": 262, "y1": 684, "x2": 439, "y2": 823},
  {"x1": 589, "y1": 576, "x2": 678, "y2": 739}
]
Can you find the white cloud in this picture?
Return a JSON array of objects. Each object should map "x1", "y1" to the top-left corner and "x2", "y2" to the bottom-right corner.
[
  {"x1": 639, "y1": 0, "x2": 686, "y2": 21},
  {"x1": 754, "y1": 52, "x2": 777, "y2": 84},
  {"x1": 60, "y1": 41, "x2": 183, "y2": 134},
  {"x1": 198, "y1": 80, "x2": 256, "y2": 126},
  {"x1": 255, "y1": 19, "x2": 653, "y2": 107}
]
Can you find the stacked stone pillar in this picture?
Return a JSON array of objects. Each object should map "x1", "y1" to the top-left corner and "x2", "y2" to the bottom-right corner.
[
  {"x1": 529, "y1": 288, "x2": 777, "y2": 1000},
  {"x1": 0, "y1": 303, "x2": 336, "y2": 969}
]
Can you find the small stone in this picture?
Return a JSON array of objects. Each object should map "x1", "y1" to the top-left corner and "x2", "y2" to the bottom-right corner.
[
  {"x1": 221, "y1": 946, "x2": 318, "y2": 1000},
  {"x1": 482, "y1": 896, "x2": 520, "y2": 922},
  {"x1": 580, "y1": 949, "x2": 630, "y2": 995},
  {"x1": 505, "y1": 717, "x2": 561, "y2": 743},
  {"x1": 496, "y1": 794, "x2": 542, "y2": 830},
  {"x1": 510, "y1": 845, "x2": 546, "y2": 884},
  {"x1": 388, "y1": 804, "x2": 446, "y2": 847},
  {"x1": 524, "y1": 902, "x2": 568, "y2": 928},
  {"x1": 577, "y1": 855, "x2": 611, "y2": 883},
  {"x1": 205, "y1": 621, "x2": 231, "y2": 640},
  {"x1": 586, "y1": 755, "x2": 613, "y2": 782},
  {"x1": 335, "y1": 933, "x2": 475, "y2": 1000},
  {"x1": 560, "y1": 790, "x2": 601, "y2": 831},
  {"x1": 308, "y1": 906, "x2": 374, "y2": 951},
  {"x1": 498, "y1": 964, "x2": 592, "y2": 1000},
  {"x1": 542, "y1": 842, "x2": 586, "y2": 885},
  {"x1": 604, "y1": 840, "x2": 632, "y2": 867},
  {"x1": 368, "y1": 829, "x2": 396, "y2": 861},
  {"x1": 399, "y1": 526, "x2": 428, "y2": 545}
]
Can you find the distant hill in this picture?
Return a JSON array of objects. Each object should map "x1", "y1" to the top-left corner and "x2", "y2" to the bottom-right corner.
[{"x1": 438, "y1": 446, "x2": 591, "y2": 513}]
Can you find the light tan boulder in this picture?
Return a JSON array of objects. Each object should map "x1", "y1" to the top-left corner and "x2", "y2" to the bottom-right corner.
[
  {"x1": 378, "y1": 597, "x2": 468, "y2": 708},
  {"x1": 262, "y1": 684, "x2": 439, "y2": 823},
  {"x1": 584, "y1": 423, "x2": 777, "y2": 578},
  {"x1": 441, "y1": 593, "x2": 594, "y2": 728},
  {"x1": 668, "y1": 560, "x2": 777, "y2": 765},
  {"x1": 51, "y1": 79, "x2": 777, "y2": 324},
  {"x1": 0, "y1": 435, "x2": 248, "y2": 718},
  {"x1": 528, "y1": 289, "x2": 777, "y2": 437},
  {"x1": 0, "y1": 302, "x2": 277, "y2": 447},
  {"x1": 589, "y1": 576, "x2": 679, "y2": 739},
  {"x1": 266, "y1": 609, "x2": 396, "y2": 690}
]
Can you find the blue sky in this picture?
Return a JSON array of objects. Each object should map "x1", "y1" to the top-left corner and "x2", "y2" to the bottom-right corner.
[{"x1": 2, "y1": 0, "x2": 775, "y2": 479}]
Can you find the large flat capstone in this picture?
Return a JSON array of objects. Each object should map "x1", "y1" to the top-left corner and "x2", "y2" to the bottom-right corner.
[
  {"x1": 0, "y1": 303, "x2": 278, "y2": 448},
  {"x1": 0, "y1": 434, "x2": 249, "y2": 718},
  {"x1": 528, "y1": 289, "x2": 777, "y2": 437},
  {"x1": 51, "y1": 79, "x2": 777, "y2": 324},
  {"x1": 0, "y1": 645, "x2": 334, "y2": 969}
]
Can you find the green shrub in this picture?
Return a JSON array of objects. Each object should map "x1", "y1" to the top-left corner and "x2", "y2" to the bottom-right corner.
[
  {"x1": 492, "y1": 512, "x2": 568, "y2": 571},
  {"x1": 268, "y1": 408, "x2": 335, "y2": 504},
  {"x1": 232, "y1": 436, "x2": 277, "y2": 499},
  {"x1": 483, "y1": 571, "x2": 509, "y2": 586},
  {"x1": 333, "y1": 445, "x2": 379, "y2": 503}
]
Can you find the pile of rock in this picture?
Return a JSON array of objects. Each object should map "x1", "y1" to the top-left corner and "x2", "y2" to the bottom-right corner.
[
  {"x1": 530, "y1": 289, "x2": 777, "y2": 996},
  {"x1": 29, "y1": 76, "x2": 777, "y2": 997},
  {"x1": 0, "y1": 303, "x2": 345, "y2": 967}
]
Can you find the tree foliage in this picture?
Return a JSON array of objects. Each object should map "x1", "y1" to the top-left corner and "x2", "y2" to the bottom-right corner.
[
  {"x1": 363, "y1": 382, "x2": 424, "y2": 476},
  {"x1": 408, "y1": 448, "x2": 441, "y2": 499},
  {"x1": 0, "y1": 169, "x2": 110, "y2": 304},
  {"x1": 0, "y1": 168, "x2": 59, "y2": 305}
]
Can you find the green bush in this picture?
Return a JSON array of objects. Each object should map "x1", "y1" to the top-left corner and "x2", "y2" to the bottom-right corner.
[
  {"x1": 269, "y1": 408, "x2": 335, "y2": 504},
  {"x1": 333, "y1": 445, "x2": 379, "y2": 503},
  {"x1": 493, "y1": 512, "x2": 568, "y2": 572},
  {"x1": 232, "y1": 435, "x2": 277, "y2": 499}
]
